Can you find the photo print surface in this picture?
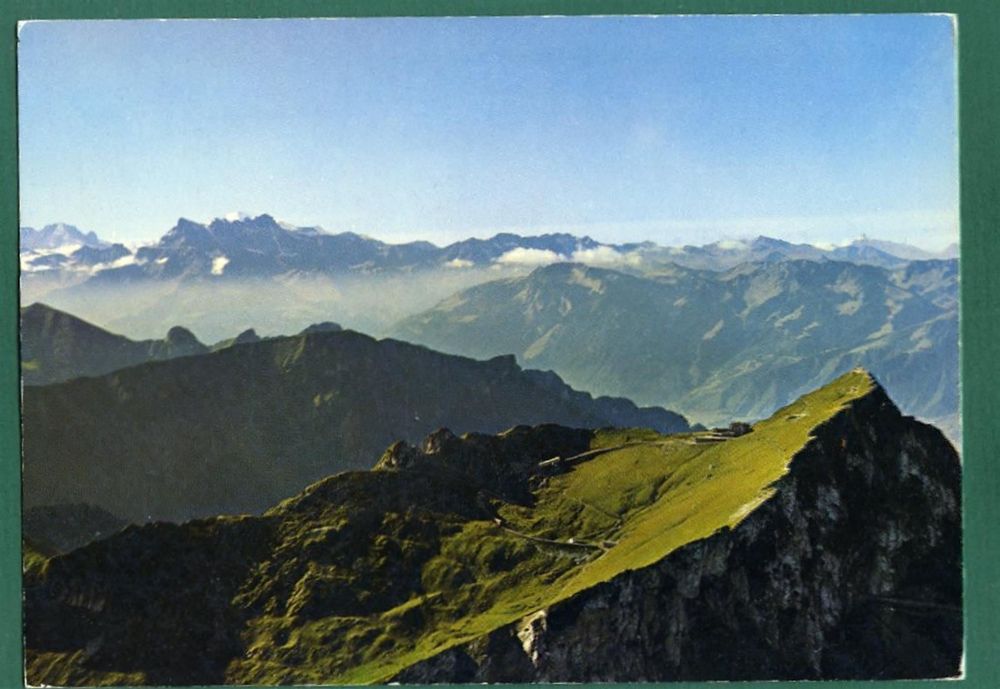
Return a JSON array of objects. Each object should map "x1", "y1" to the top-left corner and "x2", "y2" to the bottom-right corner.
[{"x1": 18, "y1": 14, "x2": 961, "y2": 685}]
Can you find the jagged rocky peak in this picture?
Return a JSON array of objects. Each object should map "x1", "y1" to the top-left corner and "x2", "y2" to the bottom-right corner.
[
  {"x1": 71, "y1": 243, "x2": 131, "y2": 264},
  {"x1": 373, "y1": 428, "x2": 479, "y2": 472},
  {"x1": 23, "y1": 222, "x2": 105, "y2": 249},
  {"x1": 299, "y1": 321, "x2": 343, "y2": 335},
  {"x1": 171, "y1": 217, "x2": 206, "y2": 234},
  {"x1": 232, "y1": 328, "x2": 260, "y2": 345},
  {"x1": 422, "y1": 427, "x2": 458, "y2": 454},
  {"x1": 374, "y1": 440, "x2": 422, "y2": 471},
  {"x1": 165, "y1": 325, "x2": 200, "y2": 347},
  {"x1": 373, "y1": 427, "x2": 462, "y2": 471},
  {"x1": 162, "y1": 217, "x2": 214, "y2": 249},
  {"x1": 210, "y1": 213, "x2": 279, "y2": 230},
  {"x1": 374, "y1": 424, "x2": 591, "y2": 483}
]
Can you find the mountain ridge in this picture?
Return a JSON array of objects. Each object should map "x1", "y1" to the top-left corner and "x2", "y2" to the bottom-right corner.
[
  {"x1": 391, "y1": 258, "x2": 959, "y2": 441},
  {"x1": 391, "y1": 373, "x2": 961, "y2": 682},
  {"x1": 20, "y1": 303, "x2": 210, "y2": 385},
  {"x1": 22, "y1": 326, "x2": 689, "y2": 524},
  {"x1": 23, "y1": 371, "x2": 961, "y2": 684},
  {"x1": 22, "y1": 214, "x2": 956, "y2": 288},
  {"x1": 20, "y1": 223, "x2": 106, "y2": 251},
  {"x1": 21, "y1": 303, "x2": 354, "y2": 384}
]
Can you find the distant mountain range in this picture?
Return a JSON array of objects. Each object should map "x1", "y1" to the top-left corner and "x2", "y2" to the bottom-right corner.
[
  {"x1": 23, "y1": 324, "x2": 689, "y2": 524},
  {"x1": 20, "y1": 223, "x2": 105, "y2": 252},
  {"x1": 21, "y1": 214, "x2": 625, "y2": 286},
  {"x1": 392, "y1": 259, "x2": 959, "y2": 441},
  {"x1": 19, "y1": 215, "x2": 961, "y2": 347},
  {"x1": 20, "y1": 214, "x2": 958, "y2": 288},
  {"x1": 636, "y1": 235, "x2": 956, "y2": 271}
]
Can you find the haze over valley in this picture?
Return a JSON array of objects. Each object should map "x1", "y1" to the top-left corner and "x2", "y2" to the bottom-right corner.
[{"x1": 22, "y1": 213, "x2": 961, "y2": 443}]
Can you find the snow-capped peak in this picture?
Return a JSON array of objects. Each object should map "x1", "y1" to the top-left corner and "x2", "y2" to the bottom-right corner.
[
  {"x1": 223, "y1": 211, "x2": 251, "y2": 222},
  {"x1": 277, "y1": 218, "x2": 327, "y2": 235}
]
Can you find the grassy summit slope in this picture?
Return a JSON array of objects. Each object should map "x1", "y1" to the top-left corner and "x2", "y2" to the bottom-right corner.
[{"x1": 228, "y1": 369, "x2": 876, "y2": 684}]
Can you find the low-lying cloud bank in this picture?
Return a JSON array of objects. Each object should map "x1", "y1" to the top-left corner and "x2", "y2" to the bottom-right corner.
[
  {"x1": 494, "y1": 245, "x2": 644, "y2": 268},
  {"x1": 495, "y1": 247, "x2": 566, "y2": 267}
]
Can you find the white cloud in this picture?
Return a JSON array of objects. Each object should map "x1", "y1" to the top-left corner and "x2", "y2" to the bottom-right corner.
[
  {"x1": 569, "y1": 246, "x2": 643, "y2": 267},
  {"x1": 108, "y1": 254, "x2": 138, "y2": 269},
  {"x1": 495, "y1": 247, "x2": 566, "y2": 266},
  {"x1": 715, "y1": 239, "x2": 748, "y2": 251},
  {"x1": 23, "y1": 243, "x2": 83, "y2": 257},
  {"x1": 812, "y1": 240, "x2": 849, "y2": 251},
  {"x1": 20, "y1": 255, "x2": 49, "y2": 272},
  {"x1": 88, "y1": 253, "x2": 140, "y2": 275},
  {"x1": 570, "y1": 246, "x2": 621, "y2": 265},
  {"x1": 211, "y1": 255, "x2": 230, "y2": 275},
  {"x1": 444, "y1": 257, "x2": 474, "y2": 269}
]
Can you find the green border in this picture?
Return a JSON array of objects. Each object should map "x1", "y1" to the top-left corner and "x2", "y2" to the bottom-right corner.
[{"x1": 1, "y1": 1, "x2": 997, "y2": 688}]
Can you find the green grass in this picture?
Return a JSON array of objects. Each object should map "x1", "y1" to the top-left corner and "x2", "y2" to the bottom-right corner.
[
  {"x1": 22, "y1": 541, "x2": 48, "y2": 575},
  {"x1": 26, "y1": 651, "x2": 147, "y2": 686},
  {"x1": 232, "y1": 370, "x2": 874, "y2": 684}
]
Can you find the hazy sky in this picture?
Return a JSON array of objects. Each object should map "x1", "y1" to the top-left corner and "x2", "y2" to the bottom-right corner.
[{"x1": 18, "y1": 15, "x2": 958, "y2": 249}]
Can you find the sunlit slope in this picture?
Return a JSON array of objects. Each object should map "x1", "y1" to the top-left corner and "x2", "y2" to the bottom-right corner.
[{"x1": 231, "y1": 369, "x2": 876, "y2": 684}]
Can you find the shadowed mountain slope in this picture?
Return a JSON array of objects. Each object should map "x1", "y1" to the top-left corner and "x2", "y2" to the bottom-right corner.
[
  {"x1": 22, "y1": 329, "x2": 687, "y2": 524},
  {"x1": 23, "y1": 504, "x2": 128, "y2": 556},
  {"x1": 20, "y1": 303, "x2": 208, "y2": 385}
]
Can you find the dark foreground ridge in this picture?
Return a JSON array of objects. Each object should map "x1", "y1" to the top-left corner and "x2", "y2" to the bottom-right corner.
[{"x1": 23, "y1": 371, "x2": 961, "y2": 684}]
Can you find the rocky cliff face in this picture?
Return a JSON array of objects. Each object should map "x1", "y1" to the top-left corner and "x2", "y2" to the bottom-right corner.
[{"x1": 393, "y1": 383, "x2": 962, "y2": 682}]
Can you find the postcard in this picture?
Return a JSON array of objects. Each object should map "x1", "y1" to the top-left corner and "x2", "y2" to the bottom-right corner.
[{"x1": 18, "y1": 14, "x2": 961, "y2": 685}]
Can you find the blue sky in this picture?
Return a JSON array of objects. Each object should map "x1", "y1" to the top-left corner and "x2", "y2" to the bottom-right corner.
[{"x1": 18, "y1": 15, "x2": 957, "y2": 249}]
